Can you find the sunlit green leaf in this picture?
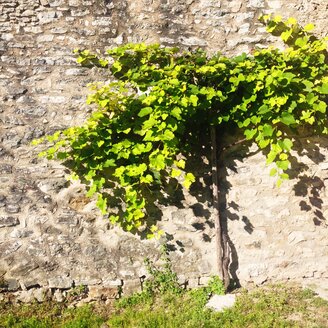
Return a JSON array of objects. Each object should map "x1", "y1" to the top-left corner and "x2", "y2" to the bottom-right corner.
[
  {"x1": 138, "y1": 107, "x2": 153, "y2": 117},
  {"x1": 244, "y1": 129, "x2": 257, "y2": 140},
  {"x1": 280, "y1": 112, "x2": 296, "y2": 125},
  {"x1": 276, "y1": 160, "x2": 290, "y2": 170},
  {"x1": 318, "y1": 83, "x2": 328, "y2": 94},
  {"x1": 262, "y1": 124, "x2": 274, "y2": 137},
  {"x1": 183, "y1": 173, "x2": 196, "y2": 189},
  {"x1": 190, "y1": 95, "x2": 198, "y2": 107},
  {"x1": 171, "y1": 168, "x2": 181, "y2": 178},
  {"x1": 304, "y1": 23, "x2": 315, "y2": 32},
  {"x1": 313, "y1": 101, "x2": 327, "y2": 114}
]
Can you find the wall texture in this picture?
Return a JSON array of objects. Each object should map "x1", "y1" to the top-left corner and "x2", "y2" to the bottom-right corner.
[{"x1": 0, "y1": 0, "x2": 327, "y2": 302}]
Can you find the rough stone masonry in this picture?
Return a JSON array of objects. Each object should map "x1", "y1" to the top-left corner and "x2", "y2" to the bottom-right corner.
[{"x1": 0, "y1": 0, "x2": 328, "y2": 302}]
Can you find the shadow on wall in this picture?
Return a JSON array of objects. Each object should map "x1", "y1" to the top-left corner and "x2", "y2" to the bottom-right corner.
[
  {"x1": 214, "y1": 128, "x2": 328, "y2": 289},
  {"x1": 217, "y1": 132, "x2": 256, "y2": 289},
  {"x1": 291, "y1": 136, "x2": 328, "y2": 227},
  {"x1": 295, "y1": 176, "x2": 326, "y2": 227},
  {"x1": 141, "y1": 128, "x2": 215, "y2": 246}
]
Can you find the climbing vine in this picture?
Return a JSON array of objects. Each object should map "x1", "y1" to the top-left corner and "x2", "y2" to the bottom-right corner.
[{"x1": 33, "y1": 16, "x2": 328, "y2": 238}]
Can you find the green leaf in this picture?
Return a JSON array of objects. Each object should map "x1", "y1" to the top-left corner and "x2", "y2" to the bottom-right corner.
[
  {"x1": 279, "y1": 153, "x2": 288, "y2": 160},
  {"x1": 266, "y1": 150, "x2": 277, "y2": 164},
  {"x1": 112, "y1": 61, "x2": 122, "y2": 72},
  {"x1": 97, "y1": 140, "x2": 105, "y2": 147},
  {"x1": 175, "y1": 159, "x2": 186, "y2": 169},
  {"x1": 190, "y1": 95, "x2": 198, "y2": 107},
  {"x1": 142, "y1": 95, "x2": 157, "y2": 105},
  {"x1": 171, "y1": 107, "x2": 182, "y2": 119},
  {"x1": 304, "y1": 23, "x2": 315, "y2": 32},
  {"x1": 133, "y1": 208, "x2": 145, "y2": 220},
  {"x1": 96, "y1": 195, "x2": 107, "y2": 215},
  {"x1": 162, "y1": 130, "x2": 175, "y2": 141},
  {"x1": 262, "y1": 124, "x2": 274, "y2": 137},
  {"x1": 183, "y1": 173, "x2": 196, "y2": 189},
  {"x1": 286, "y1": 17, "x2": 297, "y2": 25},
  {"x1": 276, "y1": 160, "x2": 290, "y2": 170},
  {"x1": 86, "y1": 184, "x2": 97, "y2": 197},
  {"x1": 295, "y1": 37, "x2": 308, "y2": 47},
  {"x1": 104, "y1": 159, "x2": 116, "y2": 167},
  {"x1": 283, "y1": 71, "x2": 294, "y2": 81},
  {"x1": 126, "y1": 163, "x2": 147, "y2": 177},
  {"x1": 169, "y1": 78, "x2": 180, "y2": 86},
  {"x1": 302, "y1": 80, "x2": 313, "y2": 92},
  {"x1": 142, "y1": 116, "x2": 158, "y2": 130},
  {"x1": 170, "y1": 168, "x2": 181, "y2": 178},
  {"x1": 57, "y1": 152, "x2": 68, "y2": 160},
  {"x1": 122, "y1": 128, "x2": 131, "y2": 134},
  {"x1": 276, "y1": 179, "x2": 282, "y2": 188},
  {"x1": 313, "y1": 101, "x2": 327, "y2": 114},
  {"x1": 243, "y1": 118, "x2": 251, "y2": 127},
  {"x1": 281, "y1": 138, "x2": 293, "y2": 151},
  {"x1": 150, "y1": 154, "x2": 166, "y2": 170},
  {"x1": 258, "y1": 104, "x2": 270, "y2": 114},
  {"x1": 181, "y1": 97, "x2": 189, "y2": 107},
  {"x1": 138, "y1": 107, "x2": 153, "y2": 117},
  {"x1": 281, "y1": 29, "x2": 293, "y2": 42},
  {"x1": 140, "y1": 174, "x2": 154, "y2": 184},
  {"x1": 85, "y1": 170, "x2": 96, "y2": 181},
  {"x1": 109, "y1": 215, "x2": 119, "y2": 224},
  {"x1": 244, "y1": 129, "x2": 257, "y2": 140},
  {"x1": 318, "y1": 83, "x2": 328, "y2": 94},
  {"x1": 251, "y1": 116, "x2": 261, "y2": 124},
  {"x1": 280, "y1": 112, "x2": 296, "y2": 125},
  {"x1": 270, "y1": 168, "x2": 277, "y2": 176},
  {"x1": 280, "y1": 173, "x2": 289, "y2": 180},
  {"x1": 259, "y1": 139, "x2": 270, "y2": 149},
  {"x1": 99, "y1": 99, "x2": 109, "y2": 107},
  {"x1": 132, "y1": 143, "x2": 152, "y2": 155}
]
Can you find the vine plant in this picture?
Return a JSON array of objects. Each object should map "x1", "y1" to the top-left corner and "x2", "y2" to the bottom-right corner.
[{"x1": 33, "y1": 16, "x2": 327, "y2": 285}]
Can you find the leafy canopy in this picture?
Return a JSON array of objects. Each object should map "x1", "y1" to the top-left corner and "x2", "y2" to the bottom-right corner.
[{"x1": 33, "y1": 15, "x2": 328, "y2": 237}]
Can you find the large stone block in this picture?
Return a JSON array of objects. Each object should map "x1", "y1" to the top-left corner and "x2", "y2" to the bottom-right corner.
[
  {"x1": 0, "y1": 241, "x2": 22, "y2": 256},
  {"x1": 0, "y1": 216, "x2": 19, "y2": 227},
  {"x1": 48, "y1": 276, "x2": 73, "y2": 289}
]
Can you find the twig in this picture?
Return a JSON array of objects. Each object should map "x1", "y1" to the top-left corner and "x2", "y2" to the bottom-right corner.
[{"x1": 210, "y1": 126, "x2": 224, "y2": 281}]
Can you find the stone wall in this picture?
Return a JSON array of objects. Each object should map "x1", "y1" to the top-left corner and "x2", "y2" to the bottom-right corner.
[
  {"x1": 220, "y1": 134, "x2": 328, "y2": 297},
  {"x1": 0, "y1": 0, "x2": 328, "y2": 302}
]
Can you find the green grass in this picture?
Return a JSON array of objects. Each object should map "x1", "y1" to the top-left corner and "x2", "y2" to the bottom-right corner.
[
  {"x1": 0, "y1": 302, "x2": 107, "y2": 328},
  {"x1": 108, "y1": 284, "x2": 328, "y2": 328},
  {"x1": 1, "y1": 284, "x2": 328, "y2": 328}
]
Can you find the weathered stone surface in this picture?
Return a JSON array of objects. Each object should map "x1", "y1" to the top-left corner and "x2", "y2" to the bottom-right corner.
[
  {"x1": 48, "y1": 277, "x2": 73, "y2": 289},
  {"x1": 57, "y1": 216, "x2": 79, "y2": 226},
  {"x1": 9, "y1": 229, "x2": 33, "y2": 238},
  {"x1": 33, "y1": 287, "x2": 51, "y2": 302},
  {"x1": 0, "y1": 241, "x2": 22, "y2": 256},
  {"x1": 5, "y1": 204, "x2": 21, "y2": 214},
  {"x1": 122, "y1": 279, "x2": 142, "y2": 296},
  {"x1": 0, "y1": 164, "x2": 13, "y2": 174},
  {"x1": 10, "y1": 262, "x2": 39, "y2": 276},
  {"x1": 17, "y1": 107, "x2": 47, "y2": 118},
  {"x1": 17, "y1": 290, "x2": 35, "y2": 303},
  {"x1": 88, "y1": 286, "x2": 119, "y2": 300},
  {"x1": 0, "y1": 216, "x2": 19, "y2": 227},
  {"x1": 22, "y1": 279, "x2": 41, "y2": 290},
  {"x1": 206, "y1": 294, "x2": 236, "y2": 312},
  {"x1": 53, "y1": 289, "x2": 65, "y2": 302},
  {"x1": 0, "y1": 278, "x2": 20, "y2": 291}
]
